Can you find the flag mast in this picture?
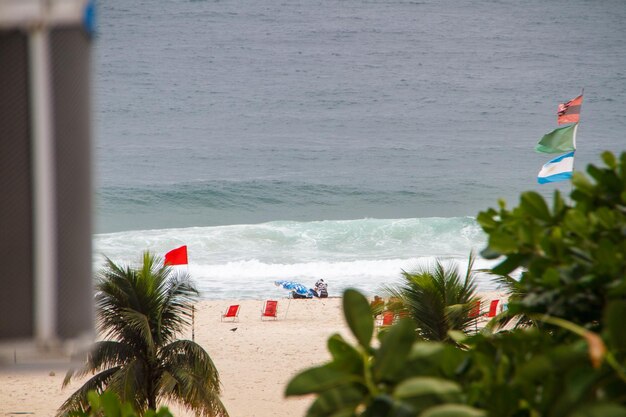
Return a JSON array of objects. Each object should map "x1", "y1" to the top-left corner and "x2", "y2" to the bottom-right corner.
[
  {"x1": 571, "y1": 88, "x2": 583, "y2": 183},
  {"x1": 571, "y1": 87, "x2": 584, "y2": 194},
  {"x1": 535, "y1": 91, "x2": 583, "y2": 185}
]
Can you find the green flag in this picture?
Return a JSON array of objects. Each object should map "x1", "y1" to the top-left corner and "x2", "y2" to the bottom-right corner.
[{"x1": 535, "y1": 123, "x2": 577, "y2": 154}]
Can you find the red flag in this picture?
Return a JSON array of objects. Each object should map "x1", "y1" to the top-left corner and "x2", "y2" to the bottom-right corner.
[
  {"x1": 557, "y1": 94, "x2": 583, "y2": 125},
  {"x1": 164, "y1": 245, "x2": 188, "y2": 265}
]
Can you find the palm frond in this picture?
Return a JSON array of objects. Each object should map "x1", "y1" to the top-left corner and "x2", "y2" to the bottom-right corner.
[
  {"x1": 383, "y1": 253, "x2": 480, "y2": 342},
  {"x1": 158, "y1": 340, "x2": 228, "y2": 417},
  {"x1": 57, "y1": 367, "x2": 120, "y2": 416},
  {"x1": 157, "y1": 275, "x2": 198, "y2": 344},
  {"x1": 64, "y1": 341, "x2": 134, "y2": 383},
  {"x1": 119, "y1": 308, "x2": 156, "y2": 355},
  {"x1": 104, "y1": 358, "x2": 150, "y2": 413},
  {"x1": 62, "y1": 251, "x2": 224, "y2": 417},
  {"x1": 161, "y1": 377, "x2": 229, "y2": 417},
  {"x1": 159, "y1": 340, "x2": 221, "y2": 390}
]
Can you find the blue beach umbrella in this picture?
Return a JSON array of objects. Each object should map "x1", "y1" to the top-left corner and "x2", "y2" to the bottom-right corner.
[{"x1": 274, "y1": 280, "x2": 314, "y2": 298}]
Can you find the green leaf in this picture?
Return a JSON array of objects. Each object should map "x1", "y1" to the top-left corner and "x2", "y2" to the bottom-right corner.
[
  {"x1": 514, "y1": 354, "x2": 552, "y2": 384},
  {"x1": 520, "y1": 191, "x2": 552, "y2": 222},
  {"x1": 155, "y1": 408, "x2": 174, "y2": 417},
  {"x1": 86, "y1": 390, "x2": 102, "y2": 409},
  {"x1": 101, "y1": 391, "x2": 122, "y2": 417},
  {"x1": 121, "y1": 403, "x2": 137, "y2": 417},
  {"x1": 343, "y1": 289, "x2": 374, "y2": 348},
  {"x1": 587, "y1": 164, "x2": 604, "y2": 182},
  {"x1": 286, "y1": 365, "x2": 356, "y2": 396},
  {"x1": 328, "y1": 334, "x2": 364, "y2": 374},
  {"x1": 326, "y1": 409, "x2": 359, "y2": 417},
  {"x1": 569, "y1": 402, "x2": 626, "y2": 417},
  {"x1": 363, "y1": 394, "x2": 395, "y2": 417},
  {"x1": 568, "y1": 246, "x2": 593, "y2": 263},
  {"x1": 447, "y1": 330, "x2": 467, "y2": 344},
  {"x1": 564, "y1": 210, "x2": 589, "y2": 236},
  {"x1": 542, "y1": 268, "x2": 560, "y2": 288},
  {"x1": 409, "y1": 341, "x2": 445, "y2": 360},
  {"x1": 476, "y1": 211, "x2": 498, "y2": 230},
  {"x1": 479, "y1": 246, "x2": 501, "y2": 260},
  {"x1": 374, "y1": 319, "x2": 416, "y2": 380},
  {"x1": 418, "y1": 404, "x2": 486, "y2": 417},
  {"x1": 594, "y1": 207, "x2": 618, "y2": 229},
  {"x1": 305, "y1": 385, "x2": 365, "y2": 417},
  {"x1": 602, "y1": 151, "x2": 618, "y2": 169},
  {"x1": 492, "y1": 254, "x2": 525, "y2": 276},
  {"x1": 487, "y1": 231, "x2": 519, "y2": 254},
  {"x1": 605, "y1": 301, "x2": 626, "y2": 351},
  {"x1": 553, "y1": 190, "x2": 566, "y2": 214},
  {"x1": 571, "y1": 171, "x2": 594, "y2": 196},
  {"x1": 394, "y1": 377, "x2": 461, "y2": 400}
]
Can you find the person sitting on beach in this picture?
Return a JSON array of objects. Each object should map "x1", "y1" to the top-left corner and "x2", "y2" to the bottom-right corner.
[{"x1": 315, "y1": 279, "x2": 328, "y2": 298}]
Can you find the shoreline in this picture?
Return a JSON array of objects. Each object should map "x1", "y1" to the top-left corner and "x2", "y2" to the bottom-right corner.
[{"x1": 0, "y1": 292, "x2": 507, "y2": 417}]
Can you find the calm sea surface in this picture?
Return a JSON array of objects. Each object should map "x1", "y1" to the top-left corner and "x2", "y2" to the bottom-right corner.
[{"x1": 93, "y1": 0, "x2": 626, "y2": 298}]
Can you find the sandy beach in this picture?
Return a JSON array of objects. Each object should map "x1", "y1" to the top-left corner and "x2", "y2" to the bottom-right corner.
[{"x1": 0, "y1": 292, "x2": 506, "y2": 417}]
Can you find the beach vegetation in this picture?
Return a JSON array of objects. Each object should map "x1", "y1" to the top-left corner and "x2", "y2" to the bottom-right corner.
[
  {"x1": 286, "y1": 289, "x2": 485, "y2": 417},
  {"x1": 68, "y1": 390, "x2": 173, "y2": 417},
  {"x1": 477, "y1": 150, "x2": 626, "y2": 330},
  {"x1": 286, "y1": 151, "x2": 626, "y2": 417},
  {"x1": 382, "y1": 252, "x2": 480, "y2": 342},
  {"x1": 287, "y1": 289, "x2": 626, "y2": 417},
  {"x1": 58, "y1": 252, "x2": 228, "y2": 417}
]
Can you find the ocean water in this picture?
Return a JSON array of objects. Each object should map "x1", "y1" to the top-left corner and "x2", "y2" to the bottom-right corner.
[
  {"x1": 93, "y1": 0, "x2": 626, "y2": 299},
  {"x1": 94, "y1": 217, "x2": 493, "y2": 299}
]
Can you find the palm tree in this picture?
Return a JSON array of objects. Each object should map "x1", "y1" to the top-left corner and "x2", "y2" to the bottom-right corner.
[
  {"x1": 58, "y1": 252, "x2": 228, "y2": 417},
  {"x1": 384, "y1": 252, "x2": 480, "y2": 342}
]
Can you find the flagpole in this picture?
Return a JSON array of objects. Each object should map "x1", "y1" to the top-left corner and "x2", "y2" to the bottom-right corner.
[
  {"x1": 188, "y1": 254, "x2": 193, "y2": 340},
  {"x1": 579, "y1": 87, "x2": 584, "y2": 124},
  {"x1": 284, "y1": 294, "x2": 292, "y2": 320},
  {"x1": 570, "y1": 89, "x2": 583, "y2": 202}
]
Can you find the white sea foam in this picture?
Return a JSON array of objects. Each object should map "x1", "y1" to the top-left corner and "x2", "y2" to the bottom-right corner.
[
  {"x1": 91, "y1": 0, "x2": 625, "y2": 299},
  {"x1": 93, "y1": 217, "x2": 501, "y2": 299}
]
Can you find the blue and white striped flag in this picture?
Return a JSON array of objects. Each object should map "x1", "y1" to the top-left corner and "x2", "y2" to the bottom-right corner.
[{"x1": 538, "y1": 151, "x2": 575, "y2": 184}]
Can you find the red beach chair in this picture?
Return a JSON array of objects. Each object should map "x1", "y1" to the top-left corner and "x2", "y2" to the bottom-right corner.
[
  {"x1": 382, "y1": 311, "x2": 395, "y2": 326},
  {"x1": 261, "y1": 300, "x2": 278, "y2": 320},
  {"x1": 486, "y1": 300, "x2": 500, "y2": 318},
  {"x1": 221, "y1": 304, "x2": 240, "y2": 322}
]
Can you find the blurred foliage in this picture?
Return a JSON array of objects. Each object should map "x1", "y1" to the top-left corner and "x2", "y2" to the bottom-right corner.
[
  {"x1": 477, "y1": 151, "x2": 626, "y2": 330},
  {"x1": 287, "y1": 289, "x2": 485, "y2": 417},
  {"x1": 69, "y1": 391, "x2": 173, "y2": 417},
  {"x1": 286, "y1": 152, "x2": 626, "y2": 417},
  {"x1": 286, "y1": 290, "x2": 626, "y2": 417}
]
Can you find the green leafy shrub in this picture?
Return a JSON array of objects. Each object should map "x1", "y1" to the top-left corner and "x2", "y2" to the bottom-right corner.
[
  {"x1": 287, "y1": 290, "x2": 626, "y2": 417},
  {"x1": 477, "y1": 151, "x2": 626, "y2": 330},
  {"x1": 286, "y1": 289, "x2": 485, "y2": 417},
  {"x1": 287, "y1": 151, "x2": 626, "y2": 417},
  {"x1": 69, "y1": 391, "x2": 173, "y2": 417}
]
